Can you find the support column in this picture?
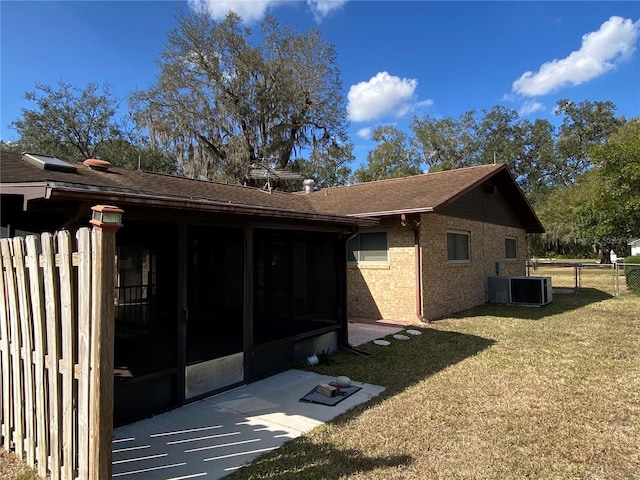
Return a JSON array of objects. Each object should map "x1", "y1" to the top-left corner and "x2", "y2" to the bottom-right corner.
[{"x1": 88, "y1": 205, "x2": 123, "y2": 480}]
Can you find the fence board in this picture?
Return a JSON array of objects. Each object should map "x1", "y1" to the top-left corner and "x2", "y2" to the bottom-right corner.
[
  {"x1": 57, "y1": 231, "x2": 75, "y2": 480},
  {"x1": 42, "y1": 232, "x2": 62, "y2": 480},
  {"x1": 25, "y1": 235, "x2": 50, "y2": 478},
  {"x1": 1, "y1": 222, "x2": 117, "y2": 479},
  {"x1": 0, "y1": 241, "x2": 12, "y2": 451},
  {"x1": 76, "y1": 228, "x2": 91, "y2": 479},
  {"x1": 1, "y1": 239, "x2": 24, "y2": 458},
  {"x1": 12, "y1": 238, "x2": 37, "y2": 467}
]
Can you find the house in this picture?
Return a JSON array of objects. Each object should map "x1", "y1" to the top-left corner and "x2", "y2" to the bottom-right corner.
[
  {"x1": 0, "y1": 151, "x2": 374, "y2": 426},
  {"x1": 303, "y1": 164, "x2": 545, "y2": 322},
  {"x1": 1, "y1": 152, "x2": 544, "y2": 426},
  {"x1": 629, "y1": 238, "x2": 640, "y2": 256}
]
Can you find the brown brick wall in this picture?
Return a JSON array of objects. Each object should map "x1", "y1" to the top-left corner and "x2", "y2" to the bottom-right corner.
[
  {"x1": 347, "y1": 218, "x2": 417, "y2": 322},
  {"x1": 347, "y1": 213, "x2": 527, "y2": 322},
  {"x1": 420, "y1": 213, "x2": 526, "y2": 320}
]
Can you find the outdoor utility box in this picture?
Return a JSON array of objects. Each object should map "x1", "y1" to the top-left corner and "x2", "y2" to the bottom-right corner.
[
  {"x1": 510, "y1": 276, "x2": 553, "y2": 306},
  {"x1": 488, "y1": 275, "x2": 511, "y2": 304}
]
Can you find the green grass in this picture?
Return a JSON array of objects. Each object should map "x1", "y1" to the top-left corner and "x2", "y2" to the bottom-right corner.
[{"x1": 225, "y1": 292, "x2": 640, "y2": 480}]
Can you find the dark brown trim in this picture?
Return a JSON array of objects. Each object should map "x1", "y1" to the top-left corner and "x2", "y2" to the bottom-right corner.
[
  {"x1": 0, "y1": 183, "x2": 52, "y2": 209},
  {"x1": 244, "y1": 226, "x2": 254, "y2": 382},
  {"x1": 39, "y1": 186, "x2": 377, "y2": 227},
  {"x1": 414, "y1": 224, "x2": 423, "y2": 321}
]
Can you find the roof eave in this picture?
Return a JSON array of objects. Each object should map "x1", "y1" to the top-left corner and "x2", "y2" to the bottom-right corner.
[
  {"x1": 44, "y1": 184, "x2": 378, "y2": 227},
  {"x1": 347, "y1": 207, "x2": 434, "y2": 218},
  {"x1": 0, "y1": 182, "x2": 53, "y2": 209}
]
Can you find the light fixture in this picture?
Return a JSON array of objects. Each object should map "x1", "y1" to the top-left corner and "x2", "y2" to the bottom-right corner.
[{"x1": 90, "y1": 205, "x2": 124, "y2": 231}]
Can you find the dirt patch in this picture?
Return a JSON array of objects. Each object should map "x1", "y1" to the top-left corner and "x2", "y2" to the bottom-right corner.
[{"x1": 0, "y1": 451, "x2": 40, "y2": 480}]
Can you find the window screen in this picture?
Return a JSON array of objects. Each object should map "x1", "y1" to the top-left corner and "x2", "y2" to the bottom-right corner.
[
  {"x1": 348, "y1": 231, "x2": 388, "y2": 263},
  {"x1": 447, "y1": 231, "x2": 470, "y2": 262},
  {"x1": 505, "y1": 237, "x2": 518, "y2": 259}
]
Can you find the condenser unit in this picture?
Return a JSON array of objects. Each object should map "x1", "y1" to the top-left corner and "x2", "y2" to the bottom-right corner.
[
  {"x1": 510, "y1": 276, "x2": 552, "y2": 306},
  {"x1": 487, "y1": 275, "x2": 511, "y2": 304}
]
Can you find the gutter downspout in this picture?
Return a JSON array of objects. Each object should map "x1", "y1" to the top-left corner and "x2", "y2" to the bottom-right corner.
[
  {"x1": 339, "y1": 228, "x2": 359, "y2": 349},
  {"x1": 414, "y1": 223, "x2": 423, "y2": 322},
  {"x1": 339, "y1": 227, "x2": 373, "y2": 357}
]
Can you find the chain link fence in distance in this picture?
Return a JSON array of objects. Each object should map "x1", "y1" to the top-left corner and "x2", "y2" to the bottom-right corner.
[{"x1": 526, "y1": 260, "x2": 639, "y2": 296}]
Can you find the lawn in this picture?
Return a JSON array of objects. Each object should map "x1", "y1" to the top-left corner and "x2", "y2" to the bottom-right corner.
[
  {"x1": 226, "y1": 292, "x2": 639, "y2": 480},
  {"x1": 2, "y1": 292, "x2": 638, "y2": 479}
]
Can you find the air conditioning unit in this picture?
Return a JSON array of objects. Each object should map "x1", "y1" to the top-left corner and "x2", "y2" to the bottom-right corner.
[
  {"x1": 487, "y1": 275, "x2": 511, "y2": 304},
  {"x1": 510, "y1": 276, "x2": 552, "y2": 306}
]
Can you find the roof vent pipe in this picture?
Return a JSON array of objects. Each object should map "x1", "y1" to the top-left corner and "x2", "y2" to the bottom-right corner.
[{"x1": 303, "y1": 178, "x2": 315, "y2": 193}]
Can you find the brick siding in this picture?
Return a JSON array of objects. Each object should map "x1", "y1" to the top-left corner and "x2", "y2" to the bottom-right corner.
[
  {"x1": 347, "y1": 213, "x2": 527, "y2": 322},
  {"x1": 347, "y1": 218, "x2": 416, "y2": 321}
]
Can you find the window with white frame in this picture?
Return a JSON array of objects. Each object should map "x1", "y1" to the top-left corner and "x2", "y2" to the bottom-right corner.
[
  {"x1": 447, "y1": 230, "x2": 470, "y2": 263},
  {"x1": 505, "y1": 237, "x2": 518, "y2": 260},
  {"x1": 347, "y1": 231, "x2": 388, "y2": 264}
]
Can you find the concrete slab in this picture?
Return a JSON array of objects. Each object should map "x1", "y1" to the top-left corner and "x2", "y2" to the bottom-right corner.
[
  {"x1": 113, "y1": 369, "x2": 384, "y2": 479},
  {"x1": 348, "y1": 321, "x2": 404, "y2": 346}
]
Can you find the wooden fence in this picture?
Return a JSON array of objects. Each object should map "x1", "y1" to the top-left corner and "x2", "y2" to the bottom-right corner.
[{"x1": 0, "y1": 222, "x2": 117, "y2": 479}]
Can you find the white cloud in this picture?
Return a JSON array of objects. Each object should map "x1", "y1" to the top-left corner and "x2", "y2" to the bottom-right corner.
[
  {"x1": 188, "y1": 0, "x2": 347, "y2": 23},
  {"x1": 188, "y1": 0, "x2": 280, "y2": 23},
  {"x1": 415, "y1": 99, "x2": 434, "y2": 109},
  {"x1": 307, "y1": 0, "x2": 348, "y2": 21},
  {"x1": 519, "y1": 100, "x2": 545, "y2": 116},
  {"x1": 356, "y1": 127, "x2": 371, "y2": 139},
  {"x1": 512, "y1": 16, "x2": 640, "y2": 97},
  {"x1": 347, "y1": 71, "x2": 418, "y2": 122}
]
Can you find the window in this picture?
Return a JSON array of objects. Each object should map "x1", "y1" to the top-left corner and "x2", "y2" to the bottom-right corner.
[
  {"x1": 348, "y1": 231, "x2": 388, "y2": 263},
  {"x1": 447, "y1": 231, "x2": 470, "y2": 263},
  {"x1": 505, "y1": 237, "x2": 518, "y2": 260}
]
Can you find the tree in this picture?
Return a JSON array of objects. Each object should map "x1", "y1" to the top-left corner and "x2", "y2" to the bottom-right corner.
[
  {"x1": 409, "y1": 107, "x2": 560, "y2": 201},
  {"x1": 410, "y1": 111, "x2": 479, "y2": 171},
  {"x1": 10, "y1": 82, "x2": 122, "y2": 161},
  {"x1": 130, "y1": 12, "x2": 351, "y2": 183},
  {"x1": 517, "y1": 118, "x2": 558, "y2": 204},
  {"x1": 94, "y1": 138, "x2": 177, "y2": 173},
  {"x1": 555, "y1": 99, "x2": 624, "y2": 184},
  {"x1": 0, "y1": 140, "x2": 25, "y2": 153},
  {"x1": 7, "y1": 81, "x2": 176, "y2": 173},
  {"x1": 533, "y1": 170, "x2": 600, "y2": 258},
  {"x1": 352, "y1": 125, "x2": 422, "y2": 182},
  {"x1": 580, "y1": 118, "x2": 640, "y2": 261},
  {"x1": 298, "y1": 140, "x2": 354, "y2": 188},
  {"x1": 536, "y1": 118, "x2": 640, "y2": 263},
  {"x1": 475, "y1": 105, "x2": 524, "y2": 166}
]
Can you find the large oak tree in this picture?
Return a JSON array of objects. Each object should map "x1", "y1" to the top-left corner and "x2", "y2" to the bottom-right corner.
[{"x1": 130, "y1": 11, "x2": 351, "y2": 183}]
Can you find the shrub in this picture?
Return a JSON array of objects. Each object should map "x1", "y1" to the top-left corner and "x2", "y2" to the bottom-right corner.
[{"x1": 624, "y1": 256, "x2": 640, "y2": 294}]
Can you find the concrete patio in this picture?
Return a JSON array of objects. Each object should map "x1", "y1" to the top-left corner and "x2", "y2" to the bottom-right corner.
[{"x1": 112, "y1": 321, "x2": 405, "y2": 479}]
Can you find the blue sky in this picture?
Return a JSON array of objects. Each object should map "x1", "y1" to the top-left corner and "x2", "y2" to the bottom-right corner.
[{"x1": 1, "y1": 1, "x2": 639, "y2": 169}]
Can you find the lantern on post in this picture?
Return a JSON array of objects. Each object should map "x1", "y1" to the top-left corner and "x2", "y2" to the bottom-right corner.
[{"x1": 90, "y1": 205, "x2": 123, "y2": 231}]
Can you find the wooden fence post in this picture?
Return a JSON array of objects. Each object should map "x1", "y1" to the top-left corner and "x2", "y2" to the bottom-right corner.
[{"x1": 88, "y1": 205, "x2": 123, "y2": 480}]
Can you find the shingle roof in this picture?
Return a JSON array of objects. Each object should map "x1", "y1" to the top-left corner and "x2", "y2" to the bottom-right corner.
[
  {"x1": 304, "y1": 163, "x2": 500, "y2": 215},
  {"x1": 0, "y1": 151, "x2": 368, "y2": 226},
  {"x1": 302, "y1": 163, "x2": 544, "y2": 233},
  {"x1": 1, "y1": 152, "x2": 544, "y2": 233}
]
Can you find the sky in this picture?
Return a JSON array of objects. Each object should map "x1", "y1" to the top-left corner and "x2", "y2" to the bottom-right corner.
[{"x1": 1, "y1": 1, "x2": 639, "y2": 170}]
